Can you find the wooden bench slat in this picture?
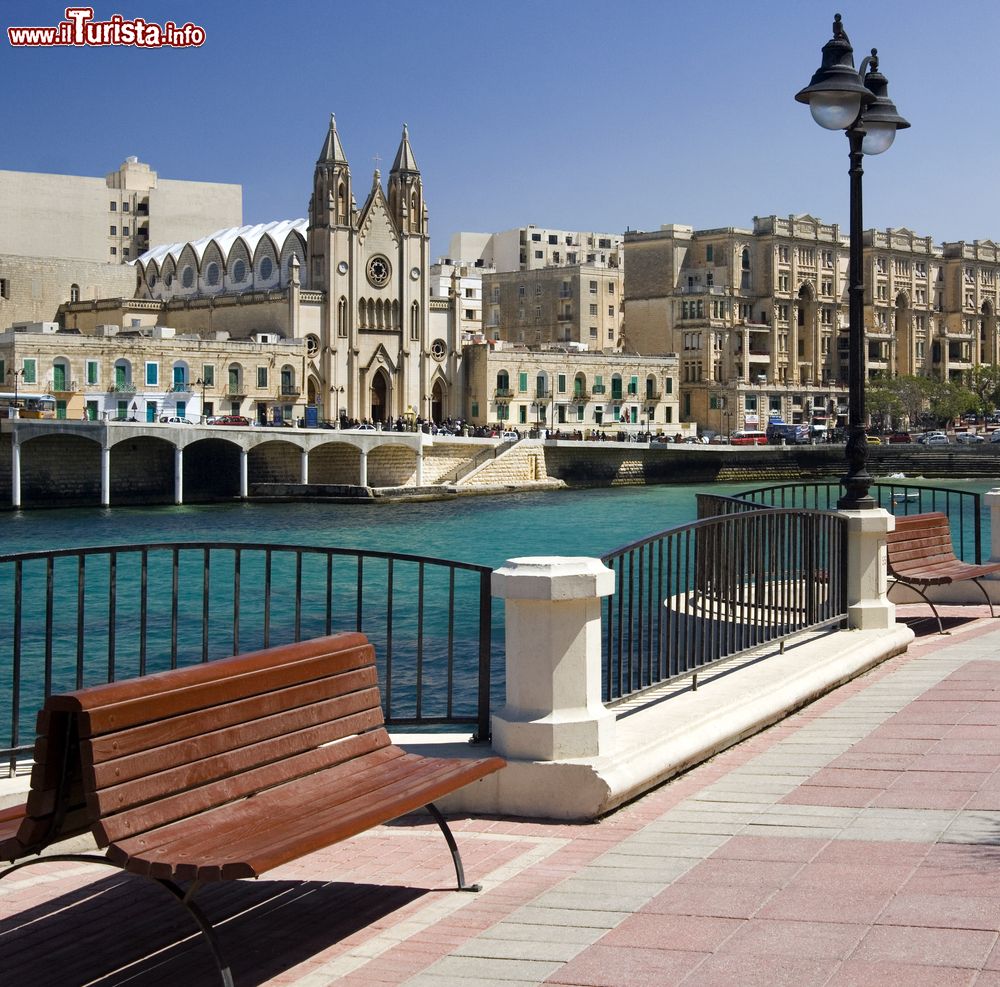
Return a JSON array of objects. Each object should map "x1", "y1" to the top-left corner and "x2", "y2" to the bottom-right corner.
[
  {"x1": 84, "y1": 667, "x2": 379, "y2": 764},
  {"x1": 93, "y1": 728, "x2": 395, "y2": 845},
  {"x1": 87, "y1": 685, "x2": 384, "y2": 789},
  {"x1": 87, "y1": 706, "x2": 386, "y2": 818},
  {"x1": 109, "y1": 750, "x2": 504, "y2": 881},
  {"x1": 52, "y1": 637, "x2": 374, "y2": 735}
]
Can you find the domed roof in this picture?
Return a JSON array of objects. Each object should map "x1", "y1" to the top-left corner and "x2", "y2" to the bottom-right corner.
[{"x1": 136, "y1": 219, "x2": 308, "y2": 269}]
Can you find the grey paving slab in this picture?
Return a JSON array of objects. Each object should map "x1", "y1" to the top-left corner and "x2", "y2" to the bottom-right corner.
[
  {"x1": 739, "y1": 823, "x2": 847, "y2": 840},
  {"x1": 450, "y1": 937, "x2": 583, "y2": 962},
  {"x1": 420, "y1": 956, "x2": 563, "y2": 981},
  {"x1": 477, "y1": 923, "x2": 607, "y2": 945},
  {"x1": 507, "y1": 906, "x2": 631, "y2": 928}
]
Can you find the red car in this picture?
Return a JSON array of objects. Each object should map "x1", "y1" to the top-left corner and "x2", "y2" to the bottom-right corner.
[
  {"x1": 887, "y1": 432, "x2": 912, "y2": 443},
  {"x1": 211, "y1": 415, "x2": 250, "y2": 427}
]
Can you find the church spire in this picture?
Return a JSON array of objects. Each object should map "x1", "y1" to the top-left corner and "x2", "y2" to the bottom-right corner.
[
  {"x1": 317, "y1": 112, "x2": 348, "y2": 166},
  {"x1": 389, "y1": 123, "x2": 419, "y2": 175}
]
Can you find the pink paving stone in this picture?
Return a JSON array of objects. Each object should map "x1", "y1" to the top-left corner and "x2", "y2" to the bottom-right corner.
[
  {"x1": 824, "y1": 960, "x2": 976, "y2": 986},
  {"x1": 674, "y1": 857, "x2": 803, "y2": 889},
  {"x1": 875, "y1": 724, "x2": 954, "y2": 739},
  {"x1": 987, "y1": 937, "x2": 1000, "y2": 970},
  {"x1": 544, "y1": 944, "x2": 707, "y2": 986},
  {"x1": 963, "y1": 792, "x2": 1000, "y2": 810},
  {"x1": 715, "y1": 917, "x2": 866, "y2": 959},
  {"x1": 871, "y1": 787, "x2": 973, "y2": 810},
  {"x1": 934, "y1": 739, "x2": 1000, "y2": 755},
  {"x1": 784, "y1": 861, "x2": 916, "y2": 895},
  {"x1": 641, "y1": 882, "x2": 777, "y2": 919},
  {"x1": 949, "y1": 725, "x2": 1000, "y2": 739},
  {"x1": 811, "y1": 838, "x2": 932, "y2": 864},
  {"x1": 853, "y1": 925, "x2": 997, "y2": 968},
  {"x1": 602, "y1": 913, "x2": 742, "y2": 952},
  {"x1": 974, "y1": 973, "x2": 1000, "y2": 987},
  {"x1": 780, "y1": 785, "x2": 881, "y2": 807},
  {"x1": 878, "y1": 892, "x2": 1000, "y2": 931},
  {"x1": 889, "y1": 769, "x2": 992, "y2": 790},
  {"x1": 913, "y1": 754, "x2": 1000, "y2": 772},
  {"x1": 807, "y1": 767, "x2": 902, "y2": 788},
  {"x1": 707, "y1": 835, "x2": 826, "y2": 863},
  {"x1": 756, "y1": 888, "x2": 895, "y2": 925},
  {"x1": 676, "y1": 953, "x2": 839, "y2": 987}
]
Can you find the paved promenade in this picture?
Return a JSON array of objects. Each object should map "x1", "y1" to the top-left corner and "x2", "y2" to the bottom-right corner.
[{"x1": 3, "y1": 607, "x2": 1000, "y2": 986}]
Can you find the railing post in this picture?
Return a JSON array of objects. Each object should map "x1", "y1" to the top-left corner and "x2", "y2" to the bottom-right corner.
[
  {"x1": 491, "y1": 557, "x2": 615, "y2": 760},
  {"x1": 984, "y1": 488, "x2": 1000, "y2": 563},
  {"x1": 839, "y1": 508, "x2": 895, "y2": 630}
]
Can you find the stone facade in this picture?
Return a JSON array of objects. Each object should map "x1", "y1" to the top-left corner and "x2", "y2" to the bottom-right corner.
[
  {"x1": 482, "y1": 265, "x2": 624, "y2": 351},
  {"x1": 462, "y1": 342, "x2": 680, "y2": 431},
  {"x1": 0, "y1": 157, "x2": 241, "y2": 264},
  {"x1": 0, "y1": 254, "x2": 136, "y2": 328},
  {"x1": 0, "y1": 322, "x2": 307, "y2": 423}
]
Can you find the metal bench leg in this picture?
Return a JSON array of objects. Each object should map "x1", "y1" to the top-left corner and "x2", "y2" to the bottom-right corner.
[
  {"x1": 970, "y1": 578, "x2": 997, "y2": 618},
  {"x1": 425, "y1": 802, "x2": 481, "y2": 892},
  {"x1": 157, "y1": 879, "x2": 234, "y2": 987},
  {"x1": 0, "y1": 854, "x2": 232, "y2": 987},
  {"x1": 891, "y1": 577, "x2": 947, "y2": 634}
]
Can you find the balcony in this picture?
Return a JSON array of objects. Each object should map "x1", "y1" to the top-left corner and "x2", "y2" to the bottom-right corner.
[
  {"x1": 644, "y1": 389, "x2": 662, "y2": 400},
  {"x1": 495, "y1": 387, "x2": 514, "y2": 398},
  {"x1": 168, "y1": 382, "x2": 192, "y2": 394},
  {"x1": 572, "y1": 389, "x2": 590, "y2": 401},
  {"x1": 279, "y1": 384, "x2": 301, "y2": 398},
  {"x1": 108, "y1": 382, "x2": 137, "y2": 394},
  {"x1": 47, "y1": 379, "x2": 79, "y2": 394},
  {"x1": 535, "y1": 387, "x2": 552, "y2": 399},
  {"x1": 226, "y1": 385, "x2": 247, "y2": 398},
  {"x1": 591, "y1": 384, "x2": 606, "y2": 395}
]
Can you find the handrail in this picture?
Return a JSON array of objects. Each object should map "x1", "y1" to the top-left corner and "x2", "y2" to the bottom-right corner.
[
  {"x1": 0, "y1": 541, "x2": 496, "y2": 773},
  {"x1": 732, "y1": 480, "x2": 982, "y2": 563},
  {"x1": 601, "y1": 507, "x2": 848, "y2": 705}
]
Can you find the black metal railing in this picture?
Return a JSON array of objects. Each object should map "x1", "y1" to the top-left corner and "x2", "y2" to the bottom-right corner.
[
  {"x1": 601, "y1": 506, "x2": 848, "y2": 705},
  {"x1": 732, "y1": 481, "x2": 983, "y2": 563},
  {"x1": 0, "y1": 542, "x2": 497, "y2": 773}
]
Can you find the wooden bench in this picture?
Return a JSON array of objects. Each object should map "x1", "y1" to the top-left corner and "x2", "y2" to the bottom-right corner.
[
  {"x1": 887, "y1": 512, "x2": 1000, "y2": 633},
  {"x1": 0, "y1": 632, "x2": 505, "y2": 986}
]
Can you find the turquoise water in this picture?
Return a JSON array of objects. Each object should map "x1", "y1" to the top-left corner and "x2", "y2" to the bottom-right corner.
[{"x1": 0, "y1": 484, "x2": 737, "y2": 566}]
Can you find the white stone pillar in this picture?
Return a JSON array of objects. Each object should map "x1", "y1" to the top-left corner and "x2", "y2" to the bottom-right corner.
[
  {"x1": 173, "y1": 446, "x2": 183, "y2": 505},
  {"x1": 359, "y1": 448, "x2": 368, "y2": 487},
  {"x1": 11, "y1": 439, "x2": 21, "y2": 508},
  {"x1": 101, "y1": 446, "x2": 110, "y2": 507},
  {"x1": 985, "y1": 488, "x2": 1000, "y2": 562},
  {"x1": 240, "y1": 448, "x2": 248, "y2": 499},
  {"x1": 300, "y1": 449, "x2": 309, "y2": 485},
  {"x1": 491, "y1": 557, "x2": 616, "y2": 760},
  {"x1": 840, "y1": 508, "x2": 895, "y2": 631}
]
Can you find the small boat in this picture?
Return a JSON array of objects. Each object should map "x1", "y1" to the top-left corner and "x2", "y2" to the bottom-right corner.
[{"x1": 891, "y1": 491, "x2": 919, "y2": 504}]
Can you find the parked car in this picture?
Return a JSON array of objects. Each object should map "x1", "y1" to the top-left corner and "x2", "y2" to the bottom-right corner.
[
  {"x1": 866, "y1": 435, "x2": 882, "y2": 445},
  {"x1": 887, "y1": 431, "x2": 912, "y2": 443},
  {"x1": 730, "y1": 430, "x2": 767, "y2": 446},
  {"x1": 351, "y1": 423, "x2": 377, "y2": 431},
  {"x1": 211, "y1": 415, "x2": 250, "y2": 427},
  {"x1": 159, "y1": 416, "x2": 194, "y2": 425},
  {"x1": 955, "y1": 431, "x2": 986, "y2": 444},
  {"x1": 915, "y1": 431, "x2": 946, "y2": 444},
  {"x1": 923, "y1": 433, "x2": 950, "y2": 446},
  {"x1": 990, "y1": 430, "x2": 1000, "y2": 443},
  {"x1": 501, "y1": 431, "x2": 520, "y2": 441}
]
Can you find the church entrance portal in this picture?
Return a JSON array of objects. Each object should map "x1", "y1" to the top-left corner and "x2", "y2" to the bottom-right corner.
[{"x1": 370, "y1": 370, "x2": 389, "y2": 423}]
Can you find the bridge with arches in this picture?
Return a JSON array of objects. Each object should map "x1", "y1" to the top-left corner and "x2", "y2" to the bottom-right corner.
[{"x1": 2, "y1": 420, "x2": 441, "y2": 508}]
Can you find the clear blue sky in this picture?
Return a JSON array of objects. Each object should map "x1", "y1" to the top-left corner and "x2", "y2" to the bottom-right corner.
[{"x1": 2, "y1": 0, "x2": 995, "y2": 258}]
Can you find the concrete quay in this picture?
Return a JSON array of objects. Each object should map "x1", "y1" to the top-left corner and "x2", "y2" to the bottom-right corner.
[{"x1": 4, "y1": 605, "x2": 1000, "y2": 986}]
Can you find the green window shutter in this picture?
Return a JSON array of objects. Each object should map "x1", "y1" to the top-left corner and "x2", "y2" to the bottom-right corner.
[{"x1": 518, "y1": 372, "x2": 528, "y2": 392}]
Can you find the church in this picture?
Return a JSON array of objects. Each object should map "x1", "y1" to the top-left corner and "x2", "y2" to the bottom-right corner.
[{"x1": 60, "y1": 116, "x2": 460, "y2": 426}]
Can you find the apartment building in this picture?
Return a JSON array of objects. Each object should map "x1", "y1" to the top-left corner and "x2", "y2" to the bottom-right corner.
[
  {"x1": 623, "y1": 214, "x2": 996, "y2": 434},
  {"x1": 1, "y1": 321, "x2": 307, "y2": 423},
  {"x1": 462, "y1": 342, "x2": 679, "y2": 431},
  {"x1": 482, "y1": 265, "x2": 623, "y2": 350}
]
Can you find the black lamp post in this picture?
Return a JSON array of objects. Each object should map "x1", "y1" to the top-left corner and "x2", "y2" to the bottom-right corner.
[
  {"x1": 7, "y1": 367, "x2": 25, "y2": 408},
  {"x1": 195, "y1": 377, "x2": 208, "y2": 422},
  {"x1": 795, "y1": 13, "x2": 909, "y2": 509}
]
